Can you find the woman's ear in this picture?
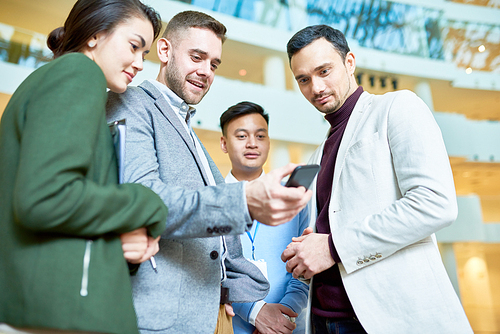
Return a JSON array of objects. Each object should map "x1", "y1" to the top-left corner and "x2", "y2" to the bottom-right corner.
[
  {"x1": 83, "y1": 32, "x2": 107, "y2": 59},
  {"x1": 87, "y1": 31, "x2": 108, "y2": 49},
  {"x1": 87, "y1": 37, "x2": 97, "y2": 48},
  {"x1": 82, "y1": 35, "x2": 99, "y2": 59}
]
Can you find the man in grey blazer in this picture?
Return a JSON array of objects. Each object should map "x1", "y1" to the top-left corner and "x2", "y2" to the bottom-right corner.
[
  {"x1": 281, "y1": 25, "x2": 472, "y2": 333},
  {"x1": 106, "y1": 11, "x2": 311, "y2": 334}
]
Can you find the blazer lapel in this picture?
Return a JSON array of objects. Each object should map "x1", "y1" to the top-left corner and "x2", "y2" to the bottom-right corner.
[
  {"x1": 307, "y1": 141, "x2": 325, "y2": 231},
  {"x1": 139, "y1": 81, "x2": 211, "y2": 185},
  {"x1": 331, "y1": 92, "x2": 373, "y2": 195},
  {"x1": 193, "y1": 130, "x2": 224, "y2": 185},
  {"x1": 304, "y1": 93, "x2": 374, "y2": 230}
]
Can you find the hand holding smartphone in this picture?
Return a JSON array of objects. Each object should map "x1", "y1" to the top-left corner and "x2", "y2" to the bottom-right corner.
[{"x1": 285, "y1": 164, "x2": 320, "y2": 189}]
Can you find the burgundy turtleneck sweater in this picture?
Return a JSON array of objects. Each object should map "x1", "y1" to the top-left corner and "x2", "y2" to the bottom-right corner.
[{"x1": 311, "y1": 86, "x2": 364, "y2": 319}]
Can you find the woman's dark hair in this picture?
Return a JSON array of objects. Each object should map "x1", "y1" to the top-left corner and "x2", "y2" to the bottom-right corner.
[
  {"x1": 287, "y1": 25, "x2": 350, "y2": 63},
  {"x1": 47, "y1": 0, "x2": 162, "y2": 58},
  {"x1": 220, "y1": 102, "x2": 269, "y2": 136}
]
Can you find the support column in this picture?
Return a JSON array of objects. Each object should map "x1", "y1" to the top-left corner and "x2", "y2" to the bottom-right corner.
[
  {"x1": 414, "y1": 80, "x2": 435, "y2": 112},
  {"x1": 264, "y1": 56, "x2": 286, "y2": 90},
  {"x1": 268, "y1": 141, "x2": 290, "y2": 171},
  {"x1": 439, "y1": 243, "x2": 461, "y2": 299}
]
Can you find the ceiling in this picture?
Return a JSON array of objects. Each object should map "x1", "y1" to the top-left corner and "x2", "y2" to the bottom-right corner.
[
  {"x1": 211, "y1": 40, "x2": 500, "y2": 121},
  {"x1": 2, "y1": 0, "x2": 499, "y2": 120}
]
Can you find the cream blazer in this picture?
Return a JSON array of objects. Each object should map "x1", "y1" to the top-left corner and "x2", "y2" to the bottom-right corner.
[{"x1": 305, "y1": 90, "x2": 472, "y2": 333}]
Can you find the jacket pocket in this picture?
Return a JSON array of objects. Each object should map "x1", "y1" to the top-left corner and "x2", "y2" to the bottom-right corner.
[
  {"x1": 347, "y1": 132, "x2": 380, "y2": 155},
  {"x1": 80, "y1": 240, "x2": 92, "y2": 297},
  {"x1": 132, "y1": 239, "x2": 183, "y2": 330}
]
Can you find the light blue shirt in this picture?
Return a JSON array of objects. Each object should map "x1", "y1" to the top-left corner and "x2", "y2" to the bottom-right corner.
[{"x1": 226, "y1": 172, "x2": 310, "y2": 334}]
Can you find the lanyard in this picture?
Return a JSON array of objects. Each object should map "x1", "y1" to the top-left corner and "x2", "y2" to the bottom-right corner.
[{"x1": 245, "y1": 222, "x2": 260, "y2": 261}]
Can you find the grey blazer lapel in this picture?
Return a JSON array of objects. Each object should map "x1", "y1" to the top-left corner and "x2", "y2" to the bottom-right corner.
[
  {"x1": 193, "y1": 131, "x2": 225, "y2": 185},
  {"x1": 139, "y1": 81, "x2": 211, "y2": 185}
]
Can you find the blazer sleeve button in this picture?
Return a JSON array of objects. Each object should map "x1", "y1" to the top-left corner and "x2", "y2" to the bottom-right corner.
[
  {"x1": 207, "y1": 228, "x2": 213, "y2": 234},
  {"x1": 369, "y1": 255, "x2": 377, "y2": 261},
  {"x1": 356, "y1": 259, "x2": 364, "y2": 266},
  {"x1": 210, "y1": 250, "x2": 219, "y2": 260},
  {"x1": 225, "y1": 226, "x2": 231, "y2": 233},
  {"x1": 213, "y1": 227, "x2": 219, "y2": 233}
]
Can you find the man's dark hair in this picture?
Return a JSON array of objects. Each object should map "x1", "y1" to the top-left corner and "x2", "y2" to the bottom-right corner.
[
  {"x1": 163, "y1": 10, "x2": 227, "y2": 44},
  {"x1": 287, "y1": 25, "x2": 350, "y2": 63},
  {"x1": 220, "y1": 101, "x2": 269, "y2": 136}
]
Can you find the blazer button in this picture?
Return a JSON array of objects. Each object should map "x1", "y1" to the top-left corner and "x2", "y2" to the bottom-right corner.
[
  {"x1": 375, "y1": 253, "x2": 382, "y2": 258},
  {"x1": 213, "y1": 227, "x2": 219, "y2": 233},
  {"x1": 210, "y1": 250, "x2": 219, "y2": 260},
  {"x1": 356, "y1": 260, "x2": 364, "y2": 266},
  {"x1": 225, "y1": 226, "x2": 232, "y2": 233},
  {"x1": 207, "y1": 227, "x2": 213, "y2": 234},
  {"x1": 363, "y1": 257, "x2": 370, "y2": 263},
  {"x1": 369, "y1": 255, "x2": 377, "y2": 261}
]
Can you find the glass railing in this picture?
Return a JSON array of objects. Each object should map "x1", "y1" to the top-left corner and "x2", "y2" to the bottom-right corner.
[
  {"x1": 1, "y1": 2, "x2": 497, "y2": 73},
  {"x1": 185, "y1": 0, "x2": 499, "y2": 73},
  {"x1": 0, "y1": 23, "x2": 52, "y2": 69}
]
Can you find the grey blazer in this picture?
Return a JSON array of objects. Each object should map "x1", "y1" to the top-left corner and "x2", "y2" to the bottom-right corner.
[{"x1": 106, "y1": 80, "x2": 269, "y2": 333}]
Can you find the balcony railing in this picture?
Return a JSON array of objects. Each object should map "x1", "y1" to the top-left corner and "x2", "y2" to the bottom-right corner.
[{"x1": 0, "y1": 23, "x2": 52, "y2": 69}]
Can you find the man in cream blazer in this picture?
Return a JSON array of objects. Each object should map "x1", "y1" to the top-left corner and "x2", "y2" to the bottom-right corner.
[{"x1": 281, "y1": 25, "x2": 472, "y2": 333}]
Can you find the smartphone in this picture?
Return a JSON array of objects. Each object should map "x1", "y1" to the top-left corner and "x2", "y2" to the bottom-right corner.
[{"x1": 285, "y1": 164, "x2": 320, "y2": 189}]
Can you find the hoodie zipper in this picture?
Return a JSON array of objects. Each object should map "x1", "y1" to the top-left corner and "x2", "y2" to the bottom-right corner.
[{"x1": 80, "y1": 240, "x2": 92, "y2": 297}]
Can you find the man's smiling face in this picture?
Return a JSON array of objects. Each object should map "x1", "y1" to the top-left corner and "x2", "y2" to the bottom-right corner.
[{"x1": 164, "y1": 27, "x2": 222, "y2": 105}]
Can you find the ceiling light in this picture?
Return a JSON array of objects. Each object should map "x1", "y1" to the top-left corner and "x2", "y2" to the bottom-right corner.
[
  {"x1": 239, "y1": 69, "x2": 247, "y2": 76},
  {"x1": 392, "y1": 79, "x2": 398, "y2": 90},
  {"x1": 478, "y1": 45, "x2": 485, "y2": 52},
  {"x1": 465, "y1": 67, "x2": 472, "y2": 74},
  {"x1": 380, "y1": 77, "x2": 387, "y2": 88}
]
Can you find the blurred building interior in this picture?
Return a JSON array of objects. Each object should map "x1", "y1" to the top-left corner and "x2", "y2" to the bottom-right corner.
[{"x1": 0, "y1": 0, "x2": 499, "y2": 332}]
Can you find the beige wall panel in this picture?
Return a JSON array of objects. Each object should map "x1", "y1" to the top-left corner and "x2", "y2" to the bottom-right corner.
[{"x1": 454, "y1": 242, "x2": 500, "y2": 333}]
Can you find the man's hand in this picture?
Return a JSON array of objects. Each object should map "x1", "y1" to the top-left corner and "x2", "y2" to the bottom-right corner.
[
  {"x1": 246, "y1": 163, "x2": 312, "y2": 226},
  {"x1": 225, "y1": 303, "x2": 235, "y2": 317},
  {"x1": 120, "y1": 227, "x2": 160, "y2": 264},
  {"x1": 281, "y1": 232, "x2": 335, "y2": 279},
  {"x1": 253, "y1": 303, "x2": 297, "y2": 334},
  {"x1": 298, "y1": 226, "x2": 314, "y2": 238}
]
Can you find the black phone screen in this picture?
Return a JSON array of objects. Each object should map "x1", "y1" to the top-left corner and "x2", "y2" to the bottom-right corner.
[{"x1": 285, "y1": 164, "x2": 320, "y2": 189}]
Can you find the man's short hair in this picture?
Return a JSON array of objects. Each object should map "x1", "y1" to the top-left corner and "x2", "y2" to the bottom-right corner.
[
  {"x1": 287, "y1": 25, "x2": 350, "y2": 63},
  {"x1": 163, "y1": 10, "x2": 227, "y2": 44},
  {"x1": 220, "y1": 102, "x2": 269, "y2": 136}
]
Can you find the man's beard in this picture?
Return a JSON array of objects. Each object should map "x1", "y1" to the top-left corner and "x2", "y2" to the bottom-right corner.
[
  {"x1": 317, "y1": 77, "x2": 351, "y2": 115},
  {"x1": 165, "y1": 55, "x2": 207, "y2": 105}
]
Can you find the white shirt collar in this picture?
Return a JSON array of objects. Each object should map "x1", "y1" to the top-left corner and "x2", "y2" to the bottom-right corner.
[
  {"x1": 225, "y1": 170, "x2": 265, "y2": 184},
  {"x1": 148, "y1": 79, "x2": 196, "y2": 126}
]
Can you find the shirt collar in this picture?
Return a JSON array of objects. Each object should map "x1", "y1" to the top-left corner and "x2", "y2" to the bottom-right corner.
[
  {"x1": 225, "y1": 170, "x2": 265, "y2": 184},
  {"x1": 148, "y1": 79, "x2": 197, "y2": 125}
]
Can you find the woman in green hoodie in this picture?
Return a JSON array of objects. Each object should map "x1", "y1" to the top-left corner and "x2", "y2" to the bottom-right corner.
[{"x1": 0, "y1": 1, "x2": 168, "y2": 333}]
